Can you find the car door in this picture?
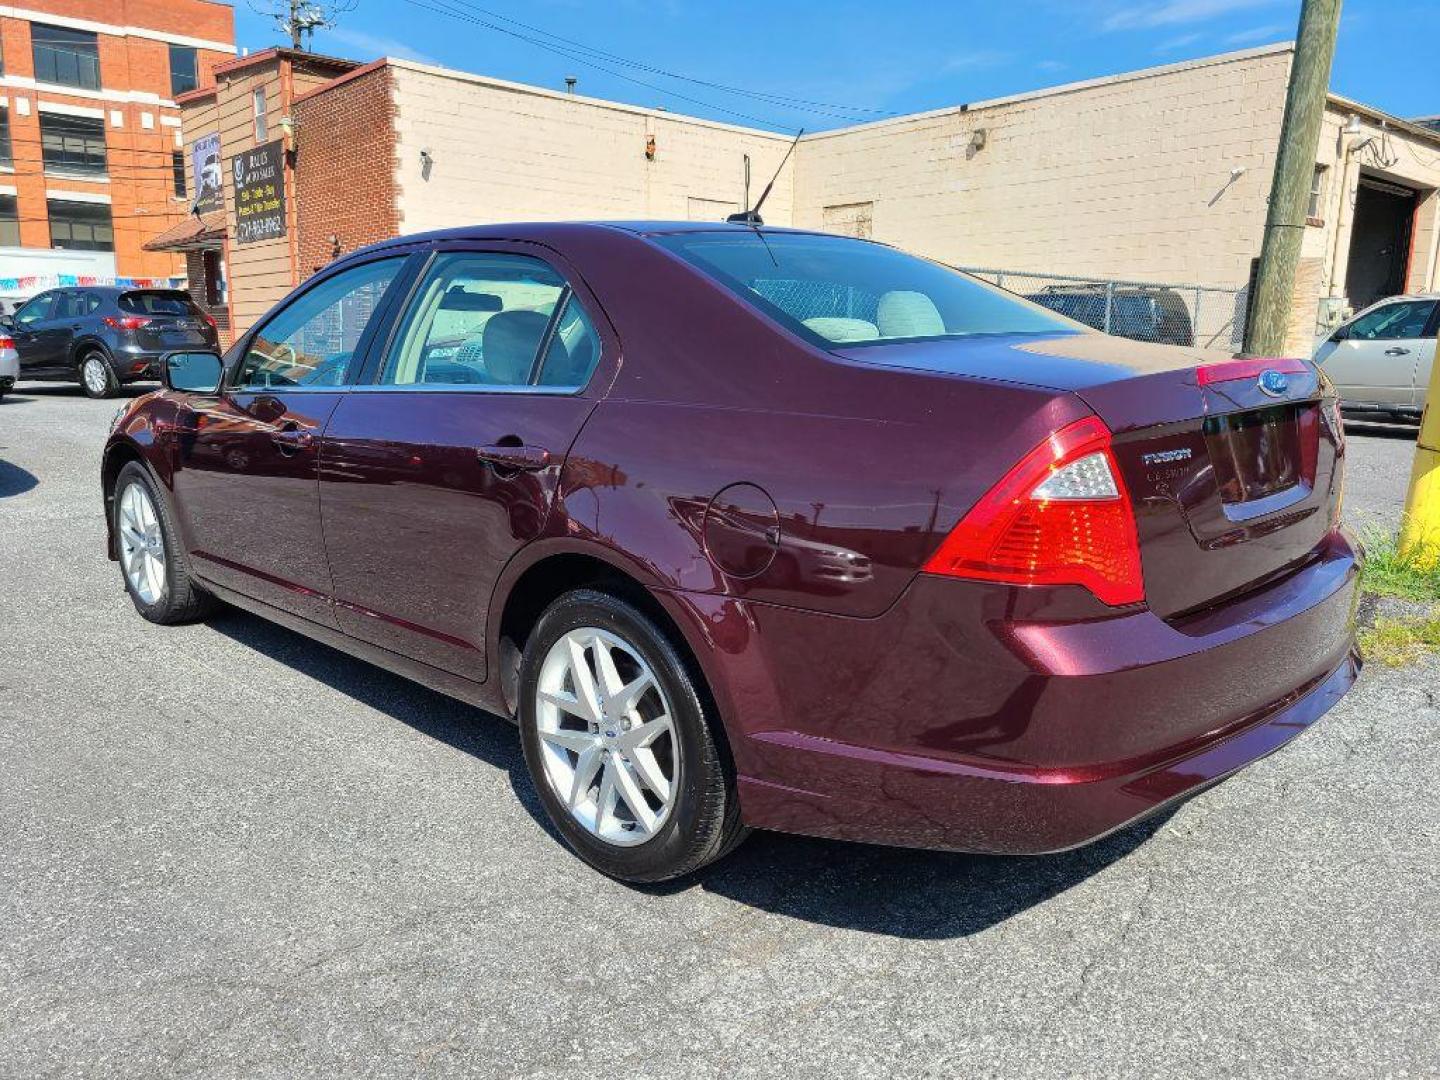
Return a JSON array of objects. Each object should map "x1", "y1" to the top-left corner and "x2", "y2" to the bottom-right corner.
[
  {"x1": 9, "y1": 291, "x2": 62, "y2": 376},
  {"x1": 169, "y1": 254, "x2": 412, "y2": 626},
  {"x1": 1314, "y1": 298, "x2": 1437, "y2": 406},
  {"x1": 1408, "y1": 303, "x2": 1440, "y2": 409},
  {"x1": 318, "y1": 244, "x2": 612, "y2": 679}
]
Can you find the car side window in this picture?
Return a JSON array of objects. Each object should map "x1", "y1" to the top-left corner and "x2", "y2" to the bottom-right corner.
[
  {"x1": 55, "y1": 292, "x2": 86, "y2": 320},
  {"x1": 537, "y1": 295, "x2": 602, "y2": 388},
  {"x1": 15, "y1": 292, "x2": 54, "y2": 326},
  {"x1": 1347, "y1": 300, "x2": 1436, "y2": 342},
  {"x1": 234, "y1": 258, "x2": 403, "y2": 390},
  {"x1": 380, "y1": 252, "x2": 568, "y2": 387}
]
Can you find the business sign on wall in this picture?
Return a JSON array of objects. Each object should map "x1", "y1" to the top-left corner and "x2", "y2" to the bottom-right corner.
[
  {"x1": 190, "y1": 132, "x2": 223, "y2": 216},
  {"x1": 232, "y1": 141, "x2": 286, "y2": 244}
]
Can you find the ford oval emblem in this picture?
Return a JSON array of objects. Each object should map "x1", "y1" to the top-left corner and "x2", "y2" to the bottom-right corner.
[{"x1": 1257, "y1": 369, "x2": 1290, "y2": 397}]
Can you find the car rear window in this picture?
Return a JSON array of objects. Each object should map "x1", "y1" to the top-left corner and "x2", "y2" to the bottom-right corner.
[
  {"x1": 652, "y1": 231, "x2": 1077, "y2": 348},
  {"x1": 118, "y1": 290, "x2": 196, "y2": 317}
]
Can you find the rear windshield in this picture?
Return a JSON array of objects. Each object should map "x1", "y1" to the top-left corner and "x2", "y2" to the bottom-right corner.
[
  {"x1": 118, "y1": 290, "x2": 197, "y2": 317},
  {"x1": 653, "y1": 231, "x2": 1077, "y2": 347}
]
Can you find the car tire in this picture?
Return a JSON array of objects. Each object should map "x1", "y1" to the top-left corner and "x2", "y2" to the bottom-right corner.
[
  {"x1": 80, "y1": 351, "x2": 118, "y2": 399},
  {"x1": 112, "y1": 461, "x2": 215, "y2": 624},
  {"x1": 518, "y1": 588, "x2": 746, "y2": 883}
]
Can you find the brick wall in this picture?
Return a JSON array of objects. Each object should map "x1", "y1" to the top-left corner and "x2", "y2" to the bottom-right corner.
[
  {"x1": 293, "y1": 64, "x2": 399, "y2": 279},
  {"x1": 183, "y1": 249, "x2": 231, "y2": 345},
  {"x1": 794, "y1": 45, "x2": 1295, "y2": 289},
  {"x1": 0, "y1": 0, "x2": 235, "y2": 279},
  {"x1": 387, "y1": 61, "x2": 796, "y2": 234}
]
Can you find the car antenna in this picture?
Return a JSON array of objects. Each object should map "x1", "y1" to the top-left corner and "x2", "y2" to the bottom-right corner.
[{"x1": 727, "y1": 128, "x2": 803, "y2": 227}]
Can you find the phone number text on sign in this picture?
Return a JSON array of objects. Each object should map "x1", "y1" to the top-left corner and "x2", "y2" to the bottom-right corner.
[{"x1": 231, "y1": 140, "x2": 287, "y2": 245}]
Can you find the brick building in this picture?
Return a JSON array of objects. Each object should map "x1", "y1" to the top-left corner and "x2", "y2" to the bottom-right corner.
[
  {"x1": 0, "y1": 0, "x2": 235, "y2": 296},
  {"x1": 157, "y1": 42, "x2": 1440, "y2": 356}
]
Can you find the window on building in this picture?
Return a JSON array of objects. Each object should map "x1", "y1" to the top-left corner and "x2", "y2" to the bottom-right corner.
[
  {"x1": 1308, "y1": 165, "x2": 1328, "y2": 222},
  {"x1": 40, "y1": 112, "x2": 107, "y2": 177},
  {"x1": 47, "y1": 199, "x2": 113, "y2": 251},
  {"x1": 0, "y1": 107, "x2": 12, "y2": 169},
  {"x1": 32, "y1": 23, "x2": 101, "y2": 91},
  {"x1": 169, "y1": 44, "x2": 198, "y2": 98},
  {"x1": 253, "y1": 88, "x2": 268, "y2": 142},
  {"x1": 172, "y1": 151, "x2": 187, "y2": 198},
  {"x1": 0, "y1": 195, "x2": 19, "y2": 247}
]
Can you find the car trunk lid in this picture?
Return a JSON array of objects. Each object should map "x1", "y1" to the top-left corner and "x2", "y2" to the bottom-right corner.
[
  {"x1": 1052, "y1": 343, "x2": 1341, "y2": 620},
  {"x1": 119, "y1": 290, "x2": 213, "y2": 350},
  {"x1": 836, "y1": 332, "x2": 1342, "y2": 620}
]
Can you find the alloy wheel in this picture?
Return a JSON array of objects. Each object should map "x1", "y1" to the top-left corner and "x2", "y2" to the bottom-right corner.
[
  {"x1": 534, "y1": 627, "x2": 678, "y2": 847},
  {"x1": 83, "y1": 356, "x2": 109, "y2": 396},
  {"x1": 117, "y1": 482, "x2": 166, "y2": 605}
]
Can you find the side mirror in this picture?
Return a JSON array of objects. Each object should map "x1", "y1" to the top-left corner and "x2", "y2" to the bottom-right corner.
[
  {"x1": 0, "y1": 314, "x2": 14, "y2": 330},
  {"x1": 163, "y1": 350, "x2": 224, "y2": 393}
]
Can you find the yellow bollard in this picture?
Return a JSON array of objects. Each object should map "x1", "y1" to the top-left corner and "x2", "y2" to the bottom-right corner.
[{"x1": 1399, "y1": 356, "x2": 1440, "y2": 570}]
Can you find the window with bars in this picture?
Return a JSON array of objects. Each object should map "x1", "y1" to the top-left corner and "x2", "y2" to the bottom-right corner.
[
  {"x1": 169, "y1": 45, "x2": 198, "y2": 98},
  {"x1": 0, "y1": 195, "x2": 19, "y2": 247},
  {"x1": 47, "y1": 199, "x2": 113, "y2": 251},
  {"x1": 0, "y1": 107, "x2": 12, "y2": 169},
  {"x1": 40, "y1": 112, "x2": 107, "y2": 177},
  {"x1": 173, "y1": 151, "x2": 187, "y2": 198},
  {"x1": 32, "y1": 23, "x2": 101, "y2": 91}
]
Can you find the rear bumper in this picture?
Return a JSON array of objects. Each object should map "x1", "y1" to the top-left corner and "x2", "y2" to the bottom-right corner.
[
  {"x1": 0, "y1": 351, "x2": 17, "y2": 383},
  {"x1": 722, "y1": 530, "x2": 1361, "y2": 854}
]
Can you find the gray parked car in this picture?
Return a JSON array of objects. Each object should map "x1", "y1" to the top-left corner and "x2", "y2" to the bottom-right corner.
[
  {"x1": 0, "y1": 286, "x2": 219, "y2": 399},
  {"x1": 1313, "y1": 294, "x2": 1438, "y2": 422}
]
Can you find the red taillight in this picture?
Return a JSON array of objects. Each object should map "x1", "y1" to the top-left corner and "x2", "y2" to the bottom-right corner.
[
  {"x1": 0, "y1": 335, "x2": 13, "y2": 350},
  {"x1": 1196, "y1": 356, "x2": 1308, "y2": 386},
  {"x1": 103, "y1": 315, "x2": 151, "y2": 331},
  {"x1": 923, "y1": 415, "x2": 1145, "y2": 607},
  {"x1": 201, "y1": 312, "x2": 217, "y2": 330}
]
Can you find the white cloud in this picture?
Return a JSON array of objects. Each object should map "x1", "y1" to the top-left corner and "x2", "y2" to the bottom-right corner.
[
  {"x1": 1224, "y1": 23, "x2": 1289, "y2": 44},
  {"x1": 945, "y1": 50, "x2": 1012, "y2": 72},
  {"x1": 1155, "y1": 32, "x2": 1204, "y2": 52},
  {"x1": 316, "y1": 25, "x2": 441, "y2": 66},
  {"x1": 1103, "y1": 0, "x2": 1283, "y2": 32}
]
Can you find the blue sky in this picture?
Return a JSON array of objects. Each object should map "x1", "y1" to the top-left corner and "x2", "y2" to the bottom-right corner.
[{"x1": 236, "y1": 0, "x2": 1436, "y2": 133}]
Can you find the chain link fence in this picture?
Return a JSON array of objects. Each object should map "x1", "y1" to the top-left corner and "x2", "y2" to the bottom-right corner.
[{"x1": 959, "y1": 267, "x2": 1249, "y2": 351}]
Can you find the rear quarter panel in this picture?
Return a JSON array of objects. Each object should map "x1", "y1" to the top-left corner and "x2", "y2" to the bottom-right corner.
[{"x1": 548, "y1": 228, "x2": 1092, "y2": 617}]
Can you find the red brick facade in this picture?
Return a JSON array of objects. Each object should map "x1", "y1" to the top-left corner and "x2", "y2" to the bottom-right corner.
[
  {"x1": 0, "y1": 0, "x2": 235, "y2": 279},
  {"x1": 293, "y1": 64, "x2": 400, "y2": 280}
]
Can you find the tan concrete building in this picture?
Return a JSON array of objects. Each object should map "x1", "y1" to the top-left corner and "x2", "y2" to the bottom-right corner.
[{"x1": 152, "y1": 41, "x2": 1440, "y2": 355}]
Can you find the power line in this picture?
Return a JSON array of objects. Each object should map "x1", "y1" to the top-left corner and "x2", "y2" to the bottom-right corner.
[
  {"x1": 436, "y1": 0, "x2": 894, "y2": 118},
  {"x1": 404, "y1": 0, "x2": 853, "y2": 130}
]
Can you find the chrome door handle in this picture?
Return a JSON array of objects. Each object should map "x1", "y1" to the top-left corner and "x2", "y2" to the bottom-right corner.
[
  {"x1": 1384, "y1": 347, "x2": 1410, "y2": 355},
  {"x1": 476, "y1": 443, "x2": 551, "y2": 472},
  {"x1": 271, "y1": 423, "x2": 315, "y2": 455}
]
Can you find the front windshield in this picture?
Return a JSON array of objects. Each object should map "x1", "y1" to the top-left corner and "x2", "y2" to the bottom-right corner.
[{"x1": 653, "y1": 230, "x2": 1079, "y2": 347}]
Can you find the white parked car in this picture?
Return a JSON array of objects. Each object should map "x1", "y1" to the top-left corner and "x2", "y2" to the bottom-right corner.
[
  {"x1": 0, "y1": 324, "x2": 17, "y2": 401},
  {"x1": 1313, "y1": 294, "x2": 1437, "y2": 422}
]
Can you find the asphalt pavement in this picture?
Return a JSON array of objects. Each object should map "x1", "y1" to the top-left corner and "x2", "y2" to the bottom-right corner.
[{"x1": 1, "y1": 384, "x2": 1436, "y2": 1079}]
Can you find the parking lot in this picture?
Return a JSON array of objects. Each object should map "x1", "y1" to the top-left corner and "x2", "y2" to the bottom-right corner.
[{"x1": 1, "y1": 385, "x2": 1437, "y2": 1079}]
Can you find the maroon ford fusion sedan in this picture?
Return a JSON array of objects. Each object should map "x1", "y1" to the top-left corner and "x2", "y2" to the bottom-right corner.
[{"x1": 101, "y1": 223, "x2": 1360, "y2": 882}]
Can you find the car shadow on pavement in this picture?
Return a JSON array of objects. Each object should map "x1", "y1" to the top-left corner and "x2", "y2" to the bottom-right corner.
[
  {"x1": 207, "y1": 606, "x2": 1171, "y2": 940},
  {"x1": 0, "y1": 458, "x2": 39, "y2": 497},
  {"x1": 1342, "y1": 419, "x2": 1418, "y2": 441}
]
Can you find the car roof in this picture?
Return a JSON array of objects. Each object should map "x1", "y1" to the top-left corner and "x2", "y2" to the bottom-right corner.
[{"x1": 341, "y1": 220, "x2": 850, "y2": 262}]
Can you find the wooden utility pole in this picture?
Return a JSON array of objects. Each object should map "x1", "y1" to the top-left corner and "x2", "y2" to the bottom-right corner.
[{"x1": 1242, "y1": 0, "x2": 1342, "y2": 357}]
